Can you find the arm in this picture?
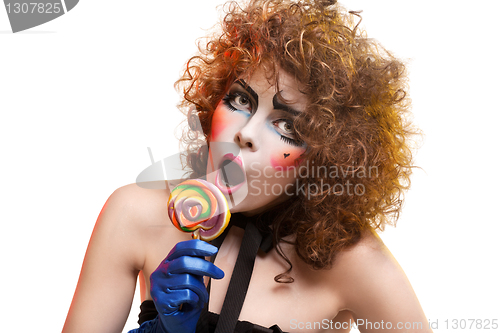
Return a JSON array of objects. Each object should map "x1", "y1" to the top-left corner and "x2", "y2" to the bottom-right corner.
[
  {"x1": 338, "y1": 231, "x2": 432, "y2": 333},
  {"x1": 62, "y1": 184, "x2": 172, "y2": 333}
]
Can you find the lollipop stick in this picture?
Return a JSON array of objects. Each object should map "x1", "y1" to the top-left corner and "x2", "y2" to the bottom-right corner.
[
  {"x1": 181, "y1": 230, "x2": 200, "y2": 311},
  {"x1": 192, "y1": 229, "x2": 200, "y2": 240}
]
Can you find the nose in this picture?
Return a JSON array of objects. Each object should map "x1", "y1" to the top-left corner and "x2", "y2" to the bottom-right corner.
[{"x1": 235, "y1": 115, "x2": 262, "y2": 151}]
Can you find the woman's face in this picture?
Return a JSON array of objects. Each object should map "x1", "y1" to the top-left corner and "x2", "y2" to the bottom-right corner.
[{"x1": 206, "y1": 68, "x2": 307, "y2": 215}]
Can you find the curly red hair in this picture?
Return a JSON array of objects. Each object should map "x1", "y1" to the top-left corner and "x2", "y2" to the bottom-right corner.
[{"x1": 175, "y1": 0, "x2": 419, "y2": 281}]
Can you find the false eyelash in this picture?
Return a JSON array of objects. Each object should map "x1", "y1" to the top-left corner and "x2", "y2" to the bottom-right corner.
[
  {"x1": 222, "y1": 95, "x2": 238, "y2": 112},
  {"x1": 222, "y1": 92, "x2": 250, "y2": 112},
  {"x1": 280, "y1": 135, "x2": 302, "y2": 147}
]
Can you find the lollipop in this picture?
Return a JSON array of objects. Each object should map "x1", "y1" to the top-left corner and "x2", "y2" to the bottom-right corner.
[{"x1": 167, "y1": 179, "x2": 231, "y2": 241}]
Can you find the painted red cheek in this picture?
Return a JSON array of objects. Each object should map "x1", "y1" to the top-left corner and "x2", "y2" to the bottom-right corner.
[
  {"x1": 270, "y1": 149, "x2": 304, "y2": 170},
  {"x1": 211, "y1": 110, "x2": 229, "y2": 141}
]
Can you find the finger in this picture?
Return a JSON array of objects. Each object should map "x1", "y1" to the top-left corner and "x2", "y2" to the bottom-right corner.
[
  {"x1": 161, "y1": 273, "x2": 209, "y2": 303},
  {"x1": 167, "y1": 239, "x2": 218, "y2": 260},
  {"x1": 152, "y1": 273, "x2": 208, "y2": 304},
  {"x1": 150, "y1": 269, "x2": 208, "y2": 303},
  {"x1": 155, "y1": 288, "x2": 201, "y2": 314},
  {"x1": 167, "y1": 256, "x2": 225, "y2": 280}
]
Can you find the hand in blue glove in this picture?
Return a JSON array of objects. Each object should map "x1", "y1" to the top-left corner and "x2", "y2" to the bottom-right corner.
[{"x1": 150, "y1": 239, "x2": 224, "y2": 333}]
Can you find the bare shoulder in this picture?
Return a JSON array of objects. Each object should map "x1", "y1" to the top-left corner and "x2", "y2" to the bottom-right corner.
[
  {"x1": 62, "y1": 182, "x2": 184, "y2": 333},
  {"x1": 334, "y1": 228, "x2": 395, "y2": 273},
  {"x1": 328, "y1": 229, "x2": 401, "y2": 302},
  {"x1": 107, "y1": 182, "x2": 171, "y2": 228},
  {"x1": 97, "y1": 182, "x2": 188, "y2": 270},
  {"x1": 331, "y1": 229, "x2": 431, "y2": 332}
]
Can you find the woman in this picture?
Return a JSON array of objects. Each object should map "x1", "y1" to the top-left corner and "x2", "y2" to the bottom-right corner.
[{"x1": 62, "y1": 0, "x2": 430, "y2": 332}]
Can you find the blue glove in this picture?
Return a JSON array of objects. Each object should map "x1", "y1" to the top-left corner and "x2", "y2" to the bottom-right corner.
[{"x1": 149, "y1": 239, "x2": 224, "y2": 333}]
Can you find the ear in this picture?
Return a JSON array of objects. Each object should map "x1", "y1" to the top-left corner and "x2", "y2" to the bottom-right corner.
[{"x1": 188, "y1": 106, "x2": 204, "y2": 133}]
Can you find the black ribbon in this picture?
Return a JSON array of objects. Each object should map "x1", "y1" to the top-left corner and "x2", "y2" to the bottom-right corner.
[
  {"x1": 214, "y1": 219, "x2": 262, "y2": 333},
  {"x1": 197, "y1": 213, "x2": 274, "y2": 333},
  {"x1": 211, "y1": 213, "x2": 274, "y2": 253}
]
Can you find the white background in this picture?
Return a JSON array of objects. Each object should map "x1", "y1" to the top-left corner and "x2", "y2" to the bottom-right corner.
[{"x1": 1, "y1": 1, "x2": 499, "y2": 332}]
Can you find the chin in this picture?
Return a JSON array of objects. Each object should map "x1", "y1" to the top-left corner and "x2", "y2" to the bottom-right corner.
[{"x1": 229, "y1": 194, "x2": 290, "y2": 216}]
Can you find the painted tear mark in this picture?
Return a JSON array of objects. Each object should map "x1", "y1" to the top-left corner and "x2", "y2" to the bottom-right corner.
[{"x1": 284, "y1": 153, "x2": 290, "y2": 159}]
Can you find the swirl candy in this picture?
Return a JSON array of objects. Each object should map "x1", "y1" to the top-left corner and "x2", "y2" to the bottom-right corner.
[{"x1": 167, "y1": 179, "x2": 231, "y2": 241}]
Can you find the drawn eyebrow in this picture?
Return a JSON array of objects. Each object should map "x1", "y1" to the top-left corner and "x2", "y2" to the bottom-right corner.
[
  {"x1": 272, "y1": 92, "x2": 301, "y2": 116},
  {"x1": 235, "y1": 79, "x2": 259, "y2": 106},
  {"x1": 233, "y1": 80, "x2": 302, "y2": 116}
]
